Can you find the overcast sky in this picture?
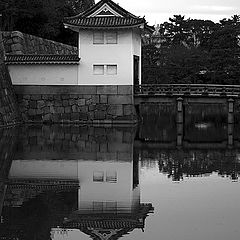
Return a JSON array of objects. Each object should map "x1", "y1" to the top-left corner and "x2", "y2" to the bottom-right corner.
[{"x1": 97, "y1": 0, "x2": 240, "y2": 25}]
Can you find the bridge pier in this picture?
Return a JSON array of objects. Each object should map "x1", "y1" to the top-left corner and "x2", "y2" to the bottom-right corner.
[{"x1": 176, "y1": 98, "x2": 183, "y2": 146}]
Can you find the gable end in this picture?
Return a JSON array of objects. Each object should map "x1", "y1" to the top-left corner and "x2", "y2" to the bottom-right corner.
[{"x1": 88, "y1": 3, "x2": 123, "y2": 17}]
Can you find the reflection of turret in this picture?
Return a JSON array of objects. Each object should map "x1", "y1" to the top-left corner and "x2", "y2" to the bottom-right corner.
[
  {"x1": 59, "y1": 202, "x2": 153, "y2": 240},
  {"x1": 1, "y1": 125, "x2": 153, "y2": 240}
]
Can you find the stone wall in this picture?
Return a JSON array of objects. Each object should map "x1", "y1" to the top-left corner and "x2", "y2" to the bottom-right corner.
[
  {"x1": 2, "y1": 31, "x2": 77, "y2": 55},
  {"x1": 0, "y1": 64, "x2": 21, "y2": 126},
  {"x1": 0, "y1": 32, "x2": 21, "y2": 127},
  {"x1": 14, "y1": 85, "x2": 137, "y2": 124}
]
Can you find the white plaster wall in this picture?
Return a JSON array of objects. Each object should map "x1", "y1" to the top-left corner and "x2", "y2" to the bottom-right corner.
[
  {"x1": 8, "y1": 65, "x2": 78, "y2": 85},
  {"x1": 8, "y1": 160, "x2": 78, "y2": 179},
  {"x1": 78, "y1": 29, "x2": 134, "y2": 85}
]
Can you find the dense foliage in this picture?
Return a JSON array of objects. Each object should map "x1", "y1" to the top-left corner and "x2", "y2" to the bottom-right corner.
[
  {"x1": 0, "y1": 1, "x2": 239, "y2": 84},
  {"x1": 142, "y1": 15, "x2": 240, "y2": 85},
  {"x1": 0, "y1": 0, "x2": 94, "y2": 46}
]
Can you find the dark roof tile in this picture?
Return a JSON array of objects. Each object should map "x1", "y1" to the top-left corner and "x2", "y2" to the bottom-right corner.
[
  {"x1": 5, "y1": 54, "x2": 80, "y2": 65},
  {"x1": 65, "y1": 16, "x2": 145, "y2": 29}
]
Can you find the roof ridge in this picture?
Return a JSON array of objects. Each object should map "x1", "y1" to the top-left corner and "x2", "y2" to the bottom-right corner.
[{"x1": 64, "y1": 0, "x2": 141, "y2": 20}]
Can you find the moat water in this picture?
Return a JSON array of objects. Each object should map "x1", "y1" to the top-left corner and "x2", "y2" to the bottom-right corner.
[{"x1": 1, "y1": 110, "x2": 240, "y2": 240}]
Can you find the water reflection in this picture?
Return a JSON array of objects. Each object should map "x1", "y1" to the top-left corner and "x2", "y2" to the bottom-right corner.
[
  {"x1": 0, "y1": 117, "x2": 240, "y2": 239},
  {"x1": 0, "y1": 125, "x2": 153, "y2": 240},
  {"x1": 139, "y1": 149, "x2": 240, "y2": 182}
]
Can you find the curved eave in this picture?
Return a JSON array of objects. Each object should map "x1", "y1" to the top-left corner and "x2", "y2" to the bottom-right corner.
[
  {"x1": 64, "y1": 22, "x2": 145, "y2": 31},
  {"x1": 5, "y1": 61, "x2": 80, "y2": 65}
]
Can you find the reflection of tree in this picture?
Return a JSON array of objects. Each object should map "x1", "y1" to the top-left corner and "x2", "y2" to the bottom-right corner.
[{"x1": 140, "y1": 149, "x2": 240, "y2": 182}]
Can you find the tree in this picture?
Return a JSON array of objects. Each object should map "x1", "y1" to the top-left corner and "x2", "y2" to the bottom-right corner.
[
  {"x1": 0, "y1": 0, "x2": 94, "y2": 45},
  {"x1": 142, "y1": 14, "x2": 240, "y2": 85}
]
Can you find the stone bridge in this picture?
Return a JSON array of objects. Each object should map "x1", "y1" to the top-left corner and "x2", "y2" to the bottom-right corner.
[{"x1": 134, "y1": 84, "x2": 240, "y2": 146}]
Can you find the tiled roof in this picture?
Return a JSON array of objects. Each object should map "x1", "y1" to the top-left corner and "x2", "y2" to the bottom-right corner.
[
  {"x1": 64, "y1": 16, "x2": 145, "y2": 29},
  {"x1": 5, "y1": 54, "x2": 80, "y2": 65},
  {"x1": 68, "y1": 0, "x2": 138, "y2": 19},
  {"x1": 64, "y1": 0, "x2": 154, "y2": 31}
]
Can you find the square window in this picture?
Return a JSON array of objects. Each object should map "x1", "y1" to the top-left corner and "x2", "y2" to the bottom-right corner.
[
  {"x1": 93, "y1": 32, "x2": 104, "y2": 44},
  {"x1": 107, "y1": 65, "x2": 117, "y2": 75},
  {"x1": 106, "y1": 32, "x2": 117, "y2": 44},
  {"x1": 93, "y1": 171, "x2": 104, "y2": 182},
  {"x1": 93, "y1": 65, "x2": 104, "y2": 75},
  {"x1": 106, "y1": 171, "x2": 117, "y2": 183}
]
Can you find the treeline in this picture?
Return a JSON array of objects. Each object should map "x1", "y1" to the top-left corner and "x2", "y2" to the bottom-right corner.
[
  {"x1": 0, "y1": 0, "x2": 94, "y2": 46},
  {"x1": 142, "y1": 15, "x2": 240, "y2": 85}
]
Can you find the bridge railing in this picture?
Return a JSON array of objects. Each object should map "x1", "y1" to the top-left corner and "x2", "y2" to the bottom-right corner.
[{"x1": 134, "y1": 84, "x2": 240, "y2": 97}]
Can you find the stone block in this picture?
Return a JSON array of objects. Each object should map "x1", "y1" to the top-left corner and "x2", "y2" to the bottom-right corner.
[
  {"x1": 117, "y1": 85, "x2": 133, "y2": 95},
  {"x1": 37, "y1": 100, "x2": 45, "y2": 109},
  {"x1": 89, "y1": 104, "x2": 96, "y2": 111},
  {"x1": 50, "y1": 105, "x2": 55, "y2": 113},
  {"x1": 71, "y1": 113, "x2": 79, "y2": 121},
  {"x1": 23, "y1": 95, "x2": 30, "y2": 100},
  {"x1": 28, "y1": 109, "x2": 36, "y2": 116},
  {"x1": 100, "y1": 95, "x2": 108, "y2": 104},
  {"x1": 94, "y1": 111, "x2": 106, "y2": 120},
  {"x1": 62, "y1": 113, "x2": 71, "y2": 120},
  {"x1": 92, "y1": 95, "x2": 99, "y2": 104},
  {"x1": 97, "y1": 86, "x2": 118, "y2": 95},
  {"x1": 36, "y1": 109, "x2": 43, "y2": 115},
  {"x1": 72, "y1": 105, "x2": 78, "y2": 113},
  {"x1": 54, "y1": 100, "x2": 62, "y2": 107},
  {"x1": 61, "y1": 94, "x2": 70, "y2": 100},
  {"x1": 86, "y1": 98, "x2": 92, "y2": 105},
  {"x1": 79, "y1": 106, "x2": 88, "y2": 112},
  {"x1": 76, "y1": 86, "x2": 97, "y2": 94},
  {"x1": 33, "y1": 114, "x2": 42, "y2": 122},
  {"x1": 107, "y1": 105, "x2": 123, "y2": 116},
  {"x1": 88, "y1": 112, "x2": 95, "y2": 120},
  {"x1": 29, "y1": 101, "x2": 37, "y2": 109},
  {"x1": 123, "y1": 105, "x2": 134, "y2": 116},
  {"x1": 79, "y1": 112, "x2": 88, "y2": 120},
  {"x1": 70, "y1": 94, "x2": 79, "y2": 99},
  {"x1": 56, "y1": 107, "x2": 64, "y2": 114},
  {"x1": 77, "y1": 99, "x2": 86, "y2": 106},
  {"x1": 108, "y1": 95, "x2": 133, "y2": 105},
  {"x1": 64, "y1": 106, "x2": 71, "y2": 113},
  {"x1": 43, "y1": 106, "x2": 50, "y2": 114},
  {"x1": 69, "y1": 99, "x2": 76, "y2": 105},
  {"x1": 52, "y1": 113, "x2": 61, "y2": 122},
  {"x1": 54, "y1": 95, "x2": 61, "y2": 100},
  {"x1": 96, "y1": 104, "x2": 107, "y2": 111},
  {"x1": 43, "y1": 114, "x2": 51, "y2": 122},
  {"x1": 31, "y1": 95, "x2": 42, "y2": 101},
  {"x1": 63, "y1": 100, "x2": 69, "y2": 107}
]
